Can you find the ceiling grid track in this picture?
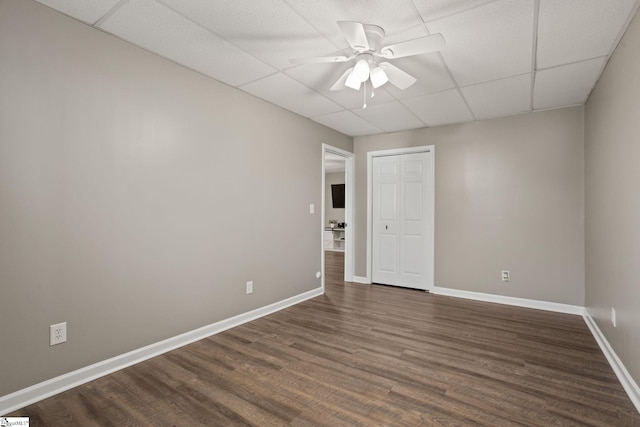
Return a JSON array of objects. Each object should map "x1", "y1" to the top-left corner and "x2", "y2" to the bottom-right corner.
[
  {"x1": 530, "y1": 0, "x2": 540, "y2": 112},
  {"x1": 93, "y1": 0, "x2": 129, "y2": 27}
]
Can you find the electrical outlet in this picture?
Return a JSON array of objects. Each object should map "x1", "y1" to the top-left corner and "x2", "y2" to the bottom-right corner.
[
  {"x1": 246, "y1": 281, "x2": 253, "y2": 294},
  {"x1": 50, "y1": 322, "x2": 67, "y2": 346},
  {"x1": 501, "y1": 270, "x2": 510, "y2": 282},
  {"x1": 612, "y1": 307, "x2": 616, "y2": 328}
]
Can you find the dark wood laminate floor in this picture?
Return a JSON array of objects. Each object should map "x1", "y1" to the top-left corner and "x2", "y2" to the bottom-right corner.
[
  {"x1": 10, "y1": 254, "x2": 640, "y2": 425},
  {"x1": 324, "y1": 250, "x2": 345, "y2": 286}
]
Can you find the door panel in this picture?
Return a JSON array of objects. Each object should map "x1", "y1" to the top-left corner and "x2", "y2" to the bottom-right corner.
[
  {"x1": 378, "y1": 234, "x2": 397, "y2": 272},
  {"x1": 379, "y1": 161, "x2": 398, "y2": 176},
  {"x1": 403, "y1": 181, "x2": 422, "y2": 221},
  {"x1": 372, "y1": 151, "x2": 433, "y2": 290},
  {"x1": 399, "y1": 152, "x2": 429, "y2": 289},
  {"x1": 379, "y1": 183, "x2": 397, "y2": 220},
  {"x1": 401, "y1": 235, "x2": 423, "y2": 275},
  {"x1": 372, "y1": 155, "x2": 399, "y2": 285}
]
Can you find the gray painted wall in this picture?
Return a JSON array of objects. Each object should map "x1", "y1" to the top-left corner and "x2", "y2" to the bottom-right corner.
[
  {"x1": 325, "y1": 172, "x2": 345, "y2": 227},
  {"x1": 354, "y1": 107, "x2": 585, "y2": 306},
  {"x1": 585, "y1": 6, "x2": 640, "y2": 385},
  {"x1": 4, "y1": 0, "x2": 639, "y2": 404},
  {"x1": 0, "y1": 0, "x2": 351, "y2": 396}
]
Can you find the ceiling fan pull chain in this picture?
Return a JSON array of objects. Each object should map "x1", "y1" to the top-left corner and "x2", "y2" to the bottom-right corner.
[{"x1": 363, "y1": 82, "x2": 367, "y2": 109}]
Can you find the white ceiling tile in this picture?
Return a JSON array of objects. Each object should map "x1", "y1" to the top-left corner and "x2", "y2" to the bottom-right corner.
[
  {"x1": 240, "y1": 73, "x2": 344, "y2": 118},
  {"x1": 534, "y1": 57, "x2": 605, "y2": 110},
  {"x1": 161, "y1": 0, "x2": 338, "y2": 70},
  {"x1": 98, "y1": 0, "x2": 275, "y2": 86},
  {"x1": 537, "y1": 0, "x2": 638, "y2": 69},
  {"x1": 285, "y1": 62, "x2": 353, "y2": 92},
  {"x1": 353, "y1": 101, "x2": 425, "y2": 133},
  {"x1": 427, "y1": 0, "x2": 535, "y2": 86},
  {"x1": 285, "y1": 0, "x2": 427, "y2": 50},
  {"x1": 35, "y1": 0, "x2": 121, "y2": 24},
  {"x1": 403, "y1": 89, "x2": 474, "y2": 126},
  {"x1": 34, "y1": 0, "x2": 637, "y2": 135},
  {"x1": 412, "y1": 0, "x2": 496, "y2": 23},
  {"x1": 285, "y1": 63, "x2": 396, "y2": 109},
  {"x1": 313, "y1": 111, "x2": 383, "y2": 136},
  {"x1": 381, "y1": 55, "x2": 456, "y2": 99},
  {"x1": 461, "y1": 73, "x2": 532, "y2": 120}
]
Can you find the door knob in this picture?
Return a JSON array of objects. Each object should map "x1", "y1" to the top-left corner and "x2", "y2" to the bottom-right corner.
[{"x1": 385, "y1": 225, "x2": 388, "y2": 230}]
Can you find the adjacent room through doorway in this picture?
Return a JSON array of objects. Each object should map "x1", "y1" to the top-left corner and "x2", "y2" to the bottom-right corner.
[{"x1": 322, "y1": 145, "x2": 354, "y2": 287}]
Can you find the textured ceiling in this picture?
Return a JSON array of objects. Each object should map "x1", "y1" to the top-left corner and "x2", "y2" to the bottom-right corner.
[{"x1": 35, "y1": 0, "x2": 640, "y2": 137}]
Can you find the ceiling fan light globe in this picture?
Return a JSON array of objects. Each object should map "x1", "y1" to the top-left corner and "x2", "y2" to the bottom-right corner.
[
  {"x1": 353, "y1": 58, "x2": 370, "y2": 82},
  {"x1": 345, "y1": 70, "x2": 362, "y2": 90},
  {"x1": 370, "y1": 67, "x2": 389, "y2": 88}
]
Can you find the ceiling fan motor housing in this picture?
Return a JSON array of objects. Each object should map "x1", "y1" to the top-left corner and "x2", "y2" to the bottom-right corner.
[{"x1": 361, "y1": 24, "x2": 385, "y2": 52}]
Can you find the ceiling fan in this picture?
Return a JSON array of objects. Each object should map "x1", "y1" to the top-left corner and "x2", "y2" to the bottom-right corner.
[{"x1": 291, "y1": 21, "x2": 445, "y2": 101}]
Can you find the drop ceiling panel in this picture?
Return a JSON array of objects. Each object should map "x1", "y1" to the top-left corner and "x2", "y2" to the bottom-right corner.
[
  {"x1": 537, "y1": 0, "x2": 638, "y2": 69},
  {"x1": 412, "y1": 0, "x2": 496, "y2": 23},
  {"x1": 313, "y1": 111, "x2": 383, "y2": 136},
  {"x1": 382, "y1": 54, "x2": 456, "y2": 99},
  {"x1": 285, "y1": 62, "x2": 354, "y2": 93},
  {"x1": 427, "y1": 0, "x2": 535, "y2": 86},
  {"x1": 35, "y1": 0, "x2": 121, "y2": 24},
  {"x1": 285, "y1": 63, "x2": 396, "y2": 109},
  {"x1": 241, "y1": 73, "x2": 343, "y2": 118},
  {"x1": 161, "y1": 0, "x2": 337, "y2": 70},
  {"x1": 403, "y1": 89, "x2": 474, "y2": 126},
  {"x1": 534, "y1": 57, "x2": 606, "y2": 110},
  {"x1": 98, "y1": 0, "x2": 275, "y2": 86},
  {"x1": 354, "y1": 101, "x2": 425, "y2": 133},
  {"x1": 285, "y1": 0, "x2": 427, "y2": 49},
  {"x1": 33, "y1": 0, "x2": 640, "y2": 136},
  {"x1": 461, "y1": 73, "x2": 532, "y2": 120}
]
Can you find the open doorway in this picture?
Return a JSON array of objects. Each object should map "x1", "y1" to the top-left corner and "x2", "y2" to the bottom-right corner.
[{"x1": 321, "y1": 144, "x2": 354, "y2": 290}]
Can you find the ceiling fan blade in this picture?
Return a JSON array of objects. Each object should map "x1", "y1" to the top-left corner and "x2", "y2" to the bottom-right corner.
[
  {"x1": 337, "y1": 21, "x2": 370, "y2": 52},
  {"x1": 289, "y1": 55, "x2": 350, "y2": 64},
  {"x1": 330, "y1": 67, "x2": 354, "y2": 91},
  {"x1": 378, "y1": 62, "x2": 417, "y2": 90},
  {"x1": 380, "y1": 33, "x2": 445, "y2": 59}
]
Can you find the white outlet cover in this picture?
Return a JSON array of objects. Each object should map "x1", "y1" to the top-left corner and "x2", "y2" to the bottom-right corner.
[
  {"x1": 50, "y1": 322, "x2": 67, "y2": 346},
  {"x1": 246, "y1": 281, "x2": 253, "y2": 294}
]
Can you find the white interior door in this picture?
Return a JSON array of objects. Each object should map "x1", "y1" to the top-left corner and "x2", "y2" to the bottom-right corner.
[
  {"x1": 372, "y1": 151, "x2": 433, "y2": 290},
  {"x1": 372, "y1": 155, "x2": 399, "y2": 285}
]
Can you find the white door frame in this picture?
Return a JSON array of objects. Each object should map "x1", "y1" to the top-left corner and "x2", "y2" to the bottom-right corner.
[
  {"x1": 321, "y1": 144, "x2": 354, "y2": 291},
  {"x1": 366, "y1": 145, "x2": 435, "y2": 290}
]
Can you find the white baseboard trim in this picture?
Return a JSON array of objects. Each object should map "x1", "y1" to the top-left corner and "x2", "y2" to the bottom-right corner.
[
  {"x1": 583, "y1": 312, "x2": 640, "y2": 413},
  {"x1": 431, "y1": 286, "x2": 585, "y2": 315},
  {"x1": 0, "y1": 287, "x2": 324, "y2": 416},
  {"x1": 352, "y1": 276, "x2": 370, "y2": 284}
]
